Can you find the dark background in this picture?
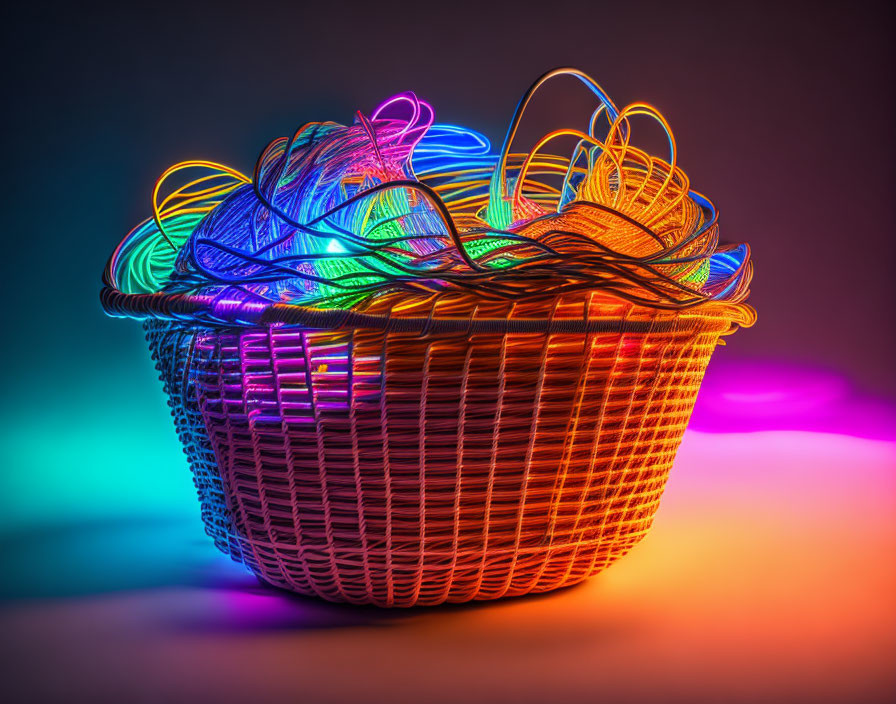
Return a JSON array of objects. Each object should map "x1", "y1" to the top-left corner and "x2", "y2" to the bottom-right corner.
[
  {"x1": 3, "y1": 0, "x2": 895, "y2": 398},
  {"x1": 1, "y1": 3, "x2": 894, "y2": 702}
]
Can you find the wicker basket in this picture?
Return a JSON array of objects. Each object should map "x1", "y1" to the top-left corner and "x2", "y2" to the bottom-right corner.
[{"x1": 102, "y1": 285, "x2": 747, "y2": 607}]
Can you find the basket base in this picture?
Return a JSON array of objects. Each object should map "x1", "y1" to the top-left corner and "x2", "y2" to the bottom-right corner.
[
  {"x1": 251, "y1": 568, "x2": 599, "y2": 608},
  {"x1": 234, "y1": 538, "x2": 645, "y2": 608}
]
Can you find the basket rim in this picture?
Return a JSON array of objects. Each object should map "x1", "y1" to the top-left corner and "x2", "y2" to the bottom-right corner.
[{"x1": 101, "y1": 286, "x2": 747, "y2": 334}]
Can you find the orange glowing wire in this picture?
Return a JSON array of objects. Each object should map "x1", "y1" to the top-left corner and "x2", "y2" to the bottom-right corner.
[{"x1": 151, "y1": 161, "x2": 251, "y2": 250}]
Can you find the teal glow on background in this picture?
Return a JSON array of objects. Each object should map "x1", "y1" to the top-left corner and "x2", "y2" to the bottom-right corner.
[
  {"x1": 0, "y1": 324, "x2": 246, "y2": 601},
  {"x1": 1, "y1": 338, "x2": 195, "y2": 533}
]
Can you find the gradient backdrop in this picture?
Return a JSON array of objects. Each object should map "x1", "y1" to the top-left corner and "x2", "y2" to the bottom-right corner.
[{"x1": 2, "y1": 1, "x2": 894, "y2": 702}]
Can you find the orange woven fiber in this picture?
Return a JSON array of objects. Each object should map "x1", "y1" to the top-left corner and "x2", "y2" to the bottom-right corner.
[{"x1": 182, "y1": 292, "x2": 745, "y2": 606}]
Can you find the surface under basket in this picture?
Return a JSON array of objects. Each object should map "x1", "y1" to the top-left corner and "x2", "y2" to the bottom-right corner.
[{"x1": 145, "y1": 294, "x2": 738, "y2": 607}]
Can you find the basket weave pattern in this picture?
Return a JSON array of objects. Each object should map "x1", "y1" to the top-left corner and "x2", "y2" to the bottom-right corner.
[
  {"x1": 148, "y1": 294, "x2": 731, "y2": 606},
  {"x1": 147, "y1": 323, "x2": 238, "y2": 556}
]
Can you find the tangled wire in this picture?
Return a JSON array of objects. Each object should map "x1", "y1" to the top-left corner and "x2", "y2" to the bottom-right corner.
[{"x1": 110, "y1": 68, "x2": 753, "y2": 313}]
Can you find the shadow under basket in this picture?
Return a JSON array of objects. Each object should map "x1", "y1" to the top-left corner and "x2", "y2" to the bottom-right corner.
[{"x1": 122, "y1": 290, "x2": 747, "y2": 607}]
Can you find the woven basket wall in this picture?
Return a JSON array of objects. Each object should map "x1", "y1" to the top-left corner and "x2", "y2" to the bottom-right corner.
[{"x1": 147, "y1": 292, "x2": 738, "y2": 607}]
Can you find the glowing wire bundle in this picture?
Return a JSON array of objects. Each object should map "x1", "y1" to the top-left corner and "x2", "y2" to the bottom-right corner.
[{"x1": 109, "y1": 69, "x2": 753, "y2": 317}]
